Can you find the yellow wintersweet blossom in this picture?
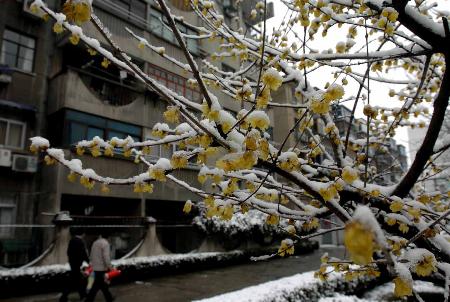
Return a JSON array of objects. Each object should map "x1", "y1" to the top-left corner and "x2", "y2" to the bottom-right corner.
[
  {"x1": 69, "y1": 34, "x2": 80, "y2": 45},
  {"x1": 100, "y1": 183, "x2": 110, "y2": 194},
  {"x1": 244, "y1": 135, "x2": 259, "y2": 151},
  {"x1": 256, "y1": 88, "x2": 271, "y2": 109},
  {"x1": 381, "y1": 7, "x2": 399, "y2": 23},
  {"x1": 104, "y1": 147, "x2": 114, "y2": 157},
  {"x1": 324, "y1": 84, "x2": 345, "y2": 102},
  {"x1": 133, "y1": 183, "x2": 144, "y2": 193},
  {"x1": 87, "y1": 48, "x2": 97, "y2": 56},
  {"x1": 390, "y1": 200, "x2": 403, "y2": 212},
  {"x1": 183, "y1": 200, "x2": 193, "y2": 214},
  {"x1": 170, "y1": 153, "x2": 188, "y2": 169},
  {"x1": 398, "y1": 223, "x2": 409, "y2": 234},
  {"x1": 216, "y1": 151, "x2": 257, "y2": 172},
  {"x1": 344, "y1": 221, "x2": 374, "y2": 265},
  {"x1": 240, "y1": 203, "x2": 249, "y2": 214},
  {"x1": 53, "y1": 22, "x2": 64, "y2": 34},
  {"x1": 386, "y1": 217, "x2": 396, "y2": 226},
  {"x1": 149, "y1": 167, "x2": 166, "y2": 182},
  {"x1": 220, "y1": 204, "x2": 234, "y2": 220},
  {"x1": 204, "y1": 196, "x2": 215, "y2": 208},
  {"x1": 235, "y1": 85, "x2": 252, "y2": 101},
  {"x1": 123, "y1": 148, "x2": 132, "y2": 158},
  {"x1": 261, "y1": 68, "x2": 283, "y2": 91},
  {"x1": 414, "y1": 255, "x2": 437, "y2": 277},
  {"x1": 418, "y1": 194, "x2": 431, "y2": 204},
  {"x1": 80, "y1": 176, "x2": 94, "y2": 189},
  {"x1": 138, "y1": 40, "x2": 145, "y2": 50},
  {"x1": 335, "y1": 42, "x2": 346, "y2": 54},
  {"x1": 76, "y1": 146, "x2": 85, "y2": 156},
  {"x1": 369, "y1": 189, "x2": 380, "y2": 197},
  {"x1": 142, "y1": 183, "x2": 153, "y2": 193},
  {"x1": 206, "y1": 205, "x2": 219, "y2": 218},
  {"x1": 222, "y1": 178, "x2": 239, "y2": 195},
  {"x1": 63, "y1": 0, "x2": 92, "y2": 25},
  {"x1": 393, "y1": 277, "x2": 412, "y2": 297},
  {"x1": 198, "y1": 135, "x2": 213, "y2": 148},
  {"x1": 163, "y1": 106, "x2": 180, "y2": 124},
  {"x1": 319, "y1": 185, "x2": 338, "y2": 202},
  {"x1": 44, "y1": 155, "x2": 56, "y2": 165},
  {"x1": 389, "y1": 239, "x2": 406, "y2": 256},
  {"x1": 67, "y1": 172, "x2": 77, "y2": 182},
  {"x1": 258, "y1": 139, "x2": 270, "y2": 160},
  {"x1": 101, "y1": 58, "x2": 111, "y2": 68},
  {"x1": 407, "y1": 208, "x2": 421, "y2": 221},
  {"x1": 247, "y1": 112, "x2": 270, "y2": 130},
  {"x1": 314, "y1": 265, "x2": 329, "y2": 281},
  {"x1": 278, "y1": 239, "x2": 295, "y2": 257},
  {"x1": 278, "y1": 153, "x2": 299, "y2": 171},
  {"x1": 90, "y1": 146, "x2": 101, "y2": 157},
  {"x1": 310, "y1": 98, "x2": 330, "y2": 114},
  {"x1": 341, "y1": 166, "x2": 358, "y2": 184},
  {"x1": 266, "y1": 214, "x2": 280, "y2": 225},
  {"x1": 198, "y1": 174, "x2": 207, "y2": 184},
  {"x1": 201, "y1": 101, "x2": 219, "y2": 121},
  {"x1": 286, "y1": 225, "x2": 296, "y2": 235}
]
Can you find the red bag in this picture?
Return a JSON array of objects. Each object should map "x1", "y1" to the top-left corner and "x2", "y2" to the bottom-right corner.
[
  {"x1": 83, "y1": 265, "x2": 93, "y2": 277},
  {"x1": 105, "y1": 269, "x2": 121, "y2": 281}
]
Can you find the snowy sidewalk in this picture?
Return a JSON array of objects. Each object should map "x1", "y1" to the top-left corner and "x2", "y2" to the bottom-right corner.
[{"x1": 2, "y1": 247, "x2": 346, "y2": 302}]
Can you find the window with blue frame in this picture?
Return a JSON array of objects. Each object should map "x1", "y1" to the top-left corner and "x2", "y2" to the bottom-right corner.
[
  {"x1": 149, "y1": 7, "x2": 199, "y2": 55},
  {"x1": 65, "y1": 110, "x2": 141, "y2": 146}
]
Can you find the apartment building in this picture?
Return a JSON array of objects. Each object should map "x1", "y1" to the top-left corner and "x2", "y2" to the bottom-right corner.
[
  {"x1": 332, "y1": 104, "x2": 408, "y2": 185},
  {"x1": 0, "y1": 0, "x2": 281, "y2": 266},
  {"x1": 316, "y1": 105, "x2": 408, "y2": 246}
]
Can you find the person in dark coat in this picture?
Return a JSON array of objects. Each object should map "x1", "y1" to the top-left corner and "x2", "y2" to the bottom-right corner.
[{"x1": 59, "y1": 228, "x2": 89, "y2": 302}]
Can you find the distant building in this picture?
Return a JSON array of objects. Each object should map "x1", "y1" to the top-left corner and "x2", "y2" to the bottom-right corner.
[
  {"x1": 408, "y1": 118, "x2": 450, "y2": 194},
  {"x1": 316, "y1": 105, "x2": 408, "y2": 246},
  {"x1": 332, "y1": 104, "x2": 408, "y2": 186}
]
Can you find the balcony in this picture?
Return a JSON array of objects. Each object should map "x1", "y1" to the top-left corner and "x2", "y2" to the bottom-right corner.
[{"x1": 48, "y1": 68, "x2": 151, "y2": 123}]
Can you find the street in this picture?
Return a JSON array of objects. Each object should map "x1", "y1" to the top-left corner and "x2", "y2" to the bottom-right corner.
[{"x1": 3, "y1": 247, "x2": 346, "y2": 302}]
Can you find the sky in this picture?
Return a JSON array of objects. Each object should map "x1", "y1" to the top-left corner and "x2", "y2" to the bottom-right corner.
[{"x1": 263, "y1": 0, "x2": 450, "y2": 163}]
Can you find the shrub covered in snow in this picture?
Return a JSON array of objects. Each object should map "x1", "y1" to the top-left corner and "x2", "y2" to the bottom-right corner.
[{"x1": 193, "y1": 210, "x2": 288, "y2": 243}]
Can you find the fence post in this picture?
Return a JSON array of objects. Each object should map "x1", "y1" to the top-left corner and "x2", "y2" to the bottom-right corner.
[
  {"x1": 134, "y1": 217, "x2": 168, "y2": 257},
  {"x1": 35, "y1": 212, "x2": 72, "y2": 266}
]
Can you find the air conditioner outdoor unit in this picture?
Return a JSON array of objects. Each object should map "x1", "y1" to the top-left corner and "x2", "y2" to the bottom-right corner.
[
  {"x1": 23, "y1": 0, "x2": 46, "y2": 19},
  {"x1": 12, "y1": 154, "x2": 38, "y2": 173},
  {"x1": 0, "y1": 149, "x2": 12, "y2": 167}
]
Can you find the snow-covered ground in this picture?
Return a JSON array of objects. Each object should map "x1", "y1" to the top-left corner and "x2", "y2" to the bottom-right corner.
[
  {"x1": 194, "y1": 271, "x2": 444, "y2": 302},
  {"x1": 0, "y1": 251, "x2": 243, "y2": 279},
  {"x1": 193, "y1": 271, "x2": 359, "y2": 302}
]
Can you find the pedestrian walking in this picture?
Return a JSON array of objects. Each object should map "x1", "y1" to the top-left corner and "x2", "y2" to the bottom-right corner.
[
  {"x1": 85, "y1": 231, "x2": 114, "y2": 302},
  {"x1": 60, "y1": 228, "x2": 89, "y2": 302}
]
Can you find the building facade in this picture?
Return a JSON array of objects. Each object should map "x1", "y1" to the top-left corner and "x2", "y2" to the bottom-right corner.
[{"x1": 0, "y1": 0, "x2": 279, "y2": 266}]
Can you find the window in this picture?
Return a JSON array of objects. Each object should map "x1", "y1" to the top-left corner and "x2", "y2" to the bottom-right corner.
[
  {"x1": 1, "y1": 29, "x2": 35, "y2": 72},
  {"x1": 103, "y1": 0, "x2": 147, "y2": 23},
  {"x1": 0, "y1": 118, "x2": 26, "y2": 149},
  {"x1": 0, "y1": 196, "x2": 15, "y2": 239},
  {"x1": 65, "y1": 110, "x2": 141, "y2": 146},
  {"x1": 149, "y1": 7, "x2": 199, "y2": 55},
  {"x1": 148, "y1": 64, "x2": 201, "y2": 101}
]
